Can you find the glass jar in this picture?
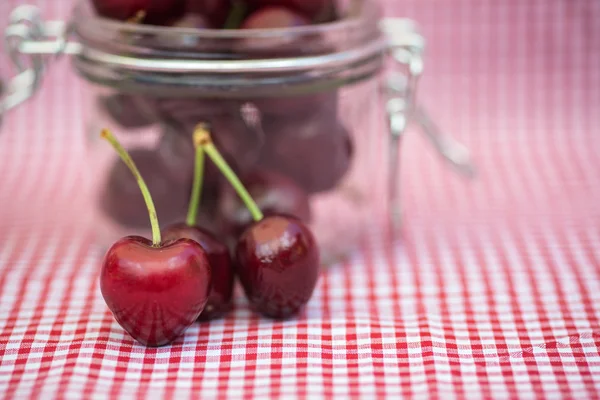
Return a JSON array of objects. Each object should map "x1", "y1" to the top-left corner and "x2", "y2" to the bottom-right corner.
[{"x1": 1, "y1": 2, "x2": 471, "y2": 265}]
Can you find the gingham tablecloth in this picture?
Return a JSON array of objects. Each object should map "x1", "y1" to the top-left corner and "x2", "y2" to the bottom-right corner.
[{"x1": 1, "y1": 0, "x2": 600, "y2": 398}]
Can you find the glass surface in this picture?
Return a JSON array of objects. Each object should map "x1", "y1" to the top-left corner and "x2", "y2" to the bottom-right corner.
[{"x1": 75, "y1": 0, "x2": 392, "y2": 264}]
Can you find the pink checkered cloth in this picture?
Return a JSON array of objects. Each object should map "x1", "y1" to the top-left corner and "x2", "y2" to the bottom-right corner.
[{"x1": 1, "y1": 0, "x2": 600, "y2": 398}]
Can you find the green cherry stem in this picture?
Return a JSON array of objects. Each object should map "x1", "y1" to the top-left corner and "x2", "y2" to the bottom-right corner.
[
  {"x1": 223, "y1": 1, "x2": 247, "y2": 29},
  {"x1": 185, "y1": 137, "x2": 205, "y2": 227},
  {"x1": 194, "y1": 124, "x2": 264, "y2": 222},
  {"x1": 101, "y1": 129, "x2": 162, "y2": 247},
  {"x1": 127, "y1": 10, "x2": 146, "y2": 24}
]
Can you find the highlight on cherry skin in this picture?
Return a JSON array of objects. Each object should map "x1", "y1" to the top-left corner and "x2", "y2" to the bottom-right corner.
[
  {"x1": 193, "y1": 124, "x2": 321, "y2": 319},
  {"x1": 98, "y1": 129, "x2": 212, "y2": 347}
]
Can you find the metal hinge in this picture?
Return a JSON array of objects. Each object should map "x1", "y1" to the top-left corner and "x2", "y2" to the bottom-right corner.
[{"x1": 0, "y1": 5, "x2": 79, "y2": 126}]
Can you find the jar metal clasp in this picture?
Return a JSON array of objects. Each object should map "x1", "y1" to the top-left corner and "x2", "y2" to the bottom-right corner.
[
  {"x1": 380, "y1": 18, "x2": 476, "y2": 228},
  {"x1": 0, "y1": 5, "x2": 79, "y2": 127}
]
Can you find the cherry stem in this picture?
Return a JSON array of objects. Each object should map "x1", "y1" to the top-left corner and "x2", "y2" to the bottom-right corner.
[
  {"x1": 186, "y1": 139, "x2": 205, "y2": 227},
  {"x1": 194, "y1": 124, "x2": 264, "y2": 222},
  {"x1": 127, "y1": 10, "x2": 146, "y2": 24},
  {"x1": 101, "y1": 129, "x2": 162, "y2": 247},
  {"x1": 223, "y1": 1, "x2": 247, "y2": 29}
]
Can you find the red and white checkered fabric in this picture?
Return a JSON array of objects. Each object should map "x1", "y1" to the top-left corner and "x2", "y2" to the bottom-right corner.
[{"x1": 1, "y1": 0, "x2": 600, "y2": 398}]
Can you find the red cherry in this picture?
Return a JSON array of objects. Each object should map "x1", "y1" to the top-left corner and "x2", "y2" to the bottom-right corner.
[
  {"x1": 152, "y1": 98, "x2": 234, "y2": 123},
  {"x1": 99, "y1": 129, "x2": 212, "y2": 347},
  {"x1": 240, "y1": 6, "x2": 310, "y2": 29},
  {"x1": 99, "y1": 94, "x2": 157, "y2": 129},
  {"x1": 186, "y1": 0, "x2": 231, "y2": 27},
  {"x1": 161, "y1": 124, "x2": 222, "y2": 199},
  {"x1": 170, "y1": 13, "x2": 211, "y2": 29},
  {"x1": 248, "y1": 0, "x2": 333, "y2": 21},
  {"x1": 259, "y1": 116, "x2": 353, "y2": 194},
  {"x1": 209, "y1": 114, "x2": 264, "y2": 171},
  {"x1": 191, "y1": 126, "x2": 320, "y2": 319},
  {"x1": 92, "y1": 0, "x2": 186, "y2": 24},
  {"x1": 236, "y1": 6, "x2": 310, "y2": 56},
  {"x1": 101, "y1": 149, "x2": 190, "y2": 229},
  {"x1": 163, "y1": 224, "x2": 234, "y2": 320},
  {"x1": 236, "y1": 6, "x2": 333, "y2": 57},
  {"x1": 217, "y1": 169, "x2": 311, "y2": 238},
  {"x1": 101, "y1": 236, "x2": 211, "y2": 346},
  {"x1": 246, "y1": 91, "x2": 337, "y2": 119},
  {"x1": 235, "y1": 215, "x2": 320, "y2": 319}
]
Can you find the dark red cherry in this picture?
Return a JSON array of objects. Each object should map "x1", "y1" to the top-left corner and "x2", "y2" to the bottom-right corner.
[
  {"x1": 99, "y1": 94, "x2": 157, "y2": 129},
  {"x1": 259, "y1": 116, "x2": 353, "y2": 194},
  {"x1": 100, "y1": 236, "x2": 211, "y2": 346},
  {"x1": 209, "y1": 114, "x2": 264, "y2": 171},
  {"x1": 236, "y1": 215, "x2": 320, "y2": 319},
  {"x1": 186, "y1": 0, "x2": 231, "y2": 28},
  {"x1": 163, "y1": 223, "x2": 235, "y2": 320},
  {"x1": 217, "y1": 169, "x2": 311, "y2": 238},
  {"x1": 236, "y1": 4, "x2": 335, "y2": 57},
  {"x1": 92, "y1": 0, "x2": 186, "y2": 24},
  {"x1": 240, "y1": 6, "x2": 310, "y2": 29},
  {"x1": 248, "y1": 0, "x2": 334, "y2": 21},
  {"x1": 236, "y1": 6, "x2": 313, "y2": 56},
  {"x1": 101, "y1": 149, "x2": 191, "y2": 229},
  {"x1": 152, "y1": 98, "x2": 234, "y2": 126},
  {"x1": 170, "y1": 13, "x2": 211, "y2": 29},
  {"x1": 246, "y1": 91, "x2": 337, "y2": 120}
]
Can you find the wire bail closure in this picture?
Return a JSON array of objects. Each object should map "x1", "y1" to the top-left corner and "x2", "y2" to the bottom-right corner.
[{"x1": 0, "y1": 5, "x2": 77, "y2": 127}]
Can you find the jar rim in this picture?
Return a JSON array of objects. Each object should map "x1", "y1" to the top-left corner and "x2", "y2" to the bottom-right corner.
[{"x1": 67, "y1": 1, "x2": 421, "y2": 97}]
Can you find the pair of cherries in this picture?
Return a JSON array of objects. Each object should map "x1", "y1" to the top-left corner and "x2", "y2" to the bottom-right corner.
[{"x1": 99, "y1": 125, "x2": 320, "y2": 347}]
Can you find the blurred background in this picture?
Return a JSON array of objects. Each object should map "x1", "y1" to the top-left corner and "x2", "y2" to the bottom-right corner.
[{"x1": 0, "y1": 0, "x2": 598, "y2": 237}]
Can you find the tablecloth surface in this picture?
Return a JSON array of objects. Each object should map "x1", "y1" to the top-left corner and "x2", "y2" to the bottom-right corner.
[{"x1": 1, "y1": 0, "x2": 600, "y2": 398}]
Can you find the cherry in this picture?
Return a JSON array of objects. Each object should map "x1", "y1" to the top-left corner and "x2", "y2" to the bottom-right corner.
[
  {"x1": 195, "y1": 125, "x2": 320, "y2": 319},
  {"x1": 163, "y1": 126, "x2": 235, "y2": 320},
  {"x1": 150, "y1": 100, "x2": 253, "y2": 165},
  {"x1": 217, "y1": 168, "x2": 311, "y2": 238},
  {"x1": 92, "y1": 0, "x2": 186, "y2": 25},
  {"x1": 259, "y1": 114, "x2": 353, "y2": 194},
  {"x1": 246, "y1": 91, "x2": 337, "y2": 119},
  {"x1": 158, "y1": 112, "x2": 258, "y2": 194},
  {"x1": 236, "y1": 6, "x2": 317, "y2": 56},
  {"x1": 100, "y1": 148, "x2": 190, "y2": 229},
  {"x1": 152, "y1": 98, "x2": 233, "y2": 125},
  {"x1": 161, "y1": 123, "x2": 222, "y2": 198},
  {"x1": 236, "y1": 214, "x2": 319, "y2": 318},
  {"x1": 210, "y1": 113, "x2": 264, "y2": 171},
  {"x1": 186, "y1": 0, "x2": 232, "y2": 28},
  {"x1": 99, "y1": 129, "x2": 211, "y2": 347},
  {"x1": 240, "y1": 6, "x2": 310, "y2": 29},
  {"x1": 248, "y1": 0, "x2": 334, "y2": 21},
  {"x1": 170, "y1": 13, "x2": 211, "y2": 29},
  {"x1": 99, "y1": 94, "x2": 157, "y2": 129},
  {"x1": 163, "y1": 224, "x2": 233, "y2": 319}
]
